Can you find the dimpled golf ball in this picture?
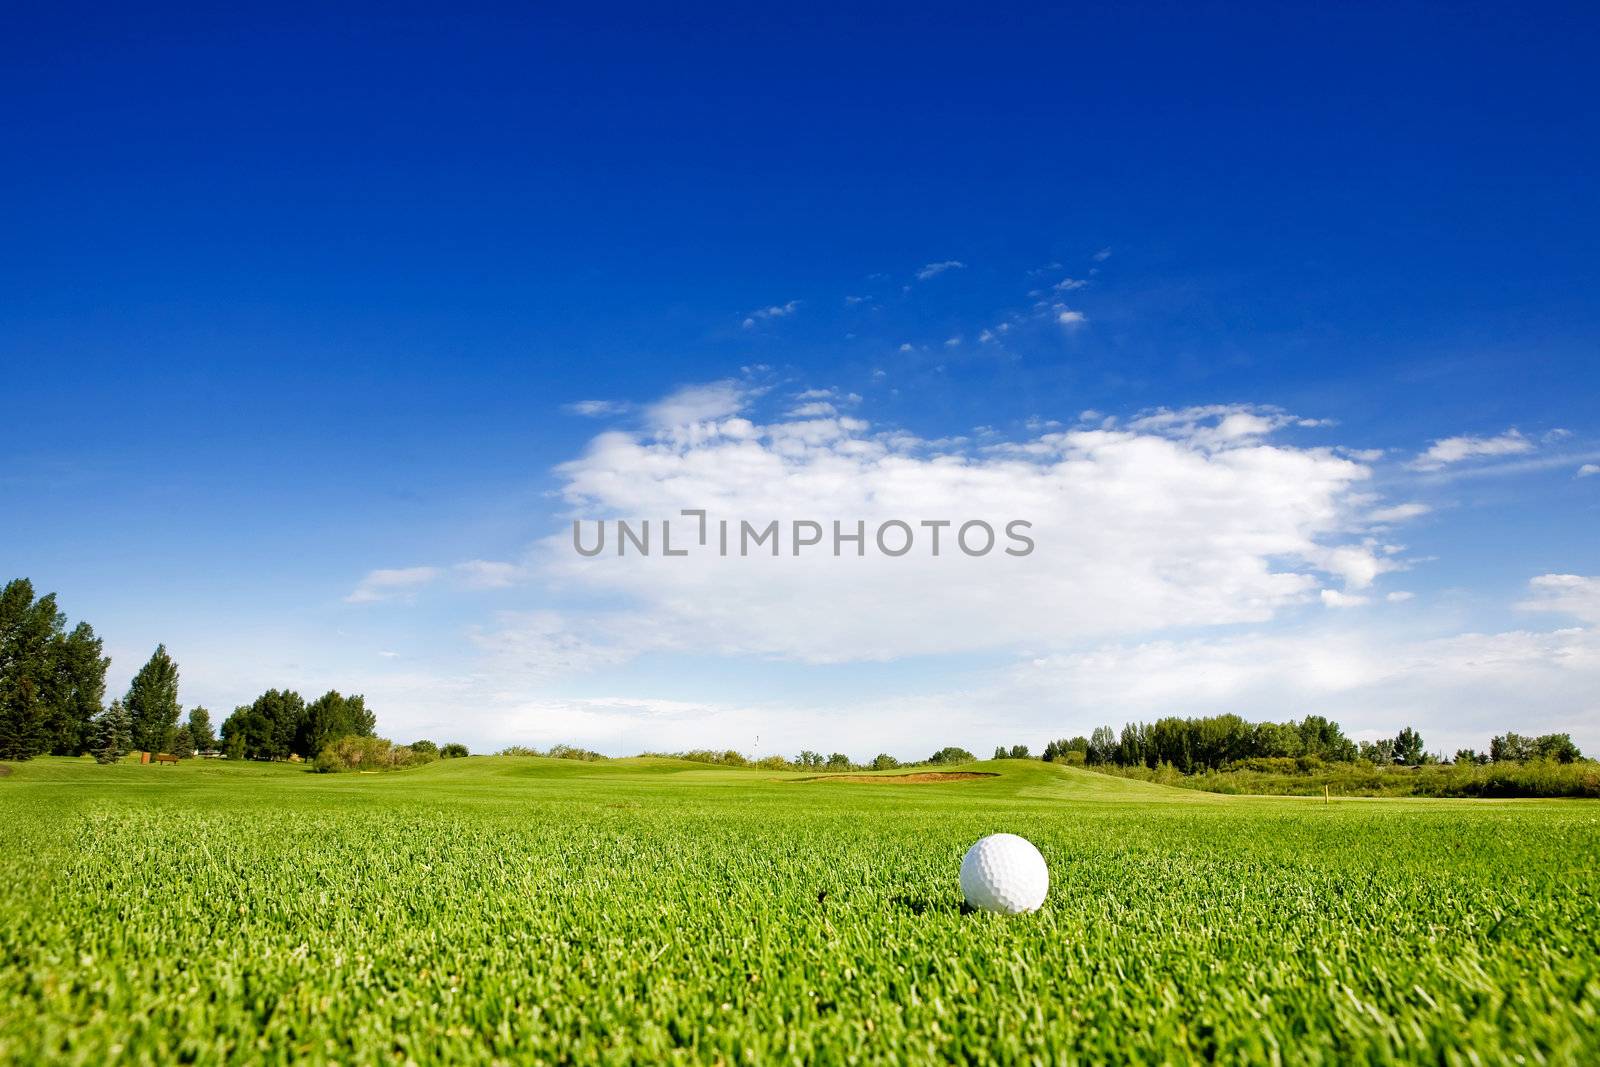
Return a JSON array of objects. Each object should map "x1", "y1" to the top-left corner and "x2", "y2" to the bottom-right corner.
[{"x1": 960, "y1": 833, "x2": 1049, "y2": 914}]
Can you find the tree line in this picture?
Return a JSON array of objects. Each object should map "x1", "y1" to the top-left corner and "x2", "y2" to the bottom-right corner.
[
  {"x1": 0, "y1": 578, "x2": 204, "y2": 762},
  {"x1": 1007, "y1": 714, "x2": 1582, "y2": 774},
  {"x1": 1, "y1": 577, "x2": 467, "y2": 767}
]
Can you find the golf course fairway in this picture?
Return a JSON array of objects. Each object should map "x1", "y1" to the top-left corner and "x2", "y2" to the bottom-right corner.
[{"x1": 3, "y1": 756, "x2": 1596, "y2": 1064}]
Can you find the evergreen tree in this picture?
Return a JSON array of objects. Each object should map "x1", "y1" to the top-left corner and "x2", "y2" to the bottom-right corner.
[
  {"x1": 94, "y1": 699, "x2": 133, "y2": 764},
  {"x1": 48, "y1": 622, "x2": 108, "y2": 755},
  {"x1": 186, "y1": 706, "x2": 215, "y2": 752},
  {"x1": 172, "y1": 723, "x2": 194, "y2": 755},
  {"x1": 0, "y1": 579, "x2": 65, "y2": 761},
  {"x1": 1392, "y1": 726, "x2": 1424, "y2": 766},
  {"x1": 125, "y1": 645, "x2": 181, "y2": 753}
]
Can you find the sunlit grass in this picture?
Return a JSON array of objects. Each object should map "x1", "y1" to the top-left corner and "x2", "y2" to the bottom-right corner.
[{"x1": 2, "y1": 756, "x2": 1597, "y2": 1063}]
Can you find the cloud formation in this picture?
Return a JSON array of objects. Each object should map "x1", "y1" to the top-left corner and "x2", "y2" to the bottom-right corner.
[
  {"x1": 538, "y1": 388, "x2": 1412, "y2": 664},
  {"x1": 915, "y1": 260, "x2": 965, "y2": 281},
  {"x1": 1410, "y1": 430, "x2": 1533, "y2": 471},
  {"x1": 1518, "y1": 574, "x2": 1600, "y2": 624}
]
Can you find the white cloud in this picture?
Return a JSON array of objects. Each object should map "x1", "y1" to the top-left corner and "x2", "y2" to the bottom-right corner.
[
  {"x1": 1578, "y1": 464, "x2": 1599, "y2": 478},
  {"x1": 1518, "y1": 574, "x2": 1600, "y2": 624},
  {"x1": 1367, "y1": 502, "x2": 1430, "y2": 524},
  {"x1": 741, "y1": 300, "x2": 800, "y2": 328},
  {"x1": 1386, "y1": 591, "x2": 1415, "y2": 603},
  {"x1": 1320, "y1": 588, "x2": 1370, "y2": 608},
  {"x1": 1409, "y1": 430, "x2": 1533, "y2": 471},
  {"x1": 645, "y1": 380, "x2": 755, "y2": 430},
  {"x1": 944, "y1": 336, "x2": 961, "y2": 347},
  {"x1": 915, "y1": 260, "x2": 965, "y2": 281},
  {"x1": 541, "y1": 391, "x2": 1406, "y2": 663},
  {"x1": 788, "y1": 402, "x2": 836, "y2": 417},
  {"x1": 1056, "y1": 309, "x2": 1087, "y2": 326},
  {"x1": 1092, "y1": 248, "x2": 1112, "y2": 261},
  {"x1": 563, "y1": 399, "x2": 628, "y2": 417},
  {"x1": 345, "y1": 566, "x2": 442, "y2": 604},
  {"x1": 1054, "y1": 278, "x2": 1088, "y2": 291}
]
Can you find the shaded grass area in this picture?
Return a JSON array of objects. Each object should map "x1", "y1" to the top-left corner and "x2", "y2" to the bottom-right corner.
[{"x1": 2, "y1": 756, "x2": 1598, "y2": 1064}]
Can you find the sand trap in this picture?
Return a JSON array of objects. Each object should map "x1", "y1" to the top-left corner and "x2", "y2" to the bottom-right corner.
[{"x1": 799, "y1": 771, "x2": 997, "y2": 784}]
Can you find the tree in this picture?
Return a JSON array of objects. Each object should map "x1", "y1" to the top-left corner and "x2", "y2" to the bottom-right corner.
[
  {"x1": 871, "y1": 753, "x2": 899, "y2": 770},
  {"x1": 171, "y1": 723, "x2": 194, "y2": 756},
  {"x1": 1392, "y1": 727, "x2": 1424, "y2": 766},
  {"x1": 926, "y1": 746, "x2": 974, "y2": 765},
  {"x1": 1533, "y1": 733, "x2": 1581, "y2": 763},
  {"x1": 1490, "y1": 732, "x2": 1535, "y2": 762},
  {"x1": 0, "y1": 579, "x2": 64, "y2": 761},
  {"x1": 1359, "y1": 739, "x2": 1394, "y2": 766},
  {"x1": 440, "y1": 742, "x2": 469, "y2": 758},
  {"x1": 1086, "y1": 726, "x2": 1116, "y2": 765},
  {"x1": 94, "y1": 699, "x2": 133, "y2": 764},
  {"x1": 186, "y1": 706, "x2": 215, "y2": 752},
  {"x1": 410, "y1": 739, "x2": 439, "y2": 757},
  {"x1": 1298, "y1": 715, "x2": 1357, "y2": 763},
  {"x1": 1117, "y1": 722, "x2": 1149, "y2": 766},
  {"x1": 297, "y1": 691, "x2": 375, "y2": 757},
  {"x1": 47, "y1": 622, "x2": 108, "y2": 755},
  {"x1": 1455, "y1": 748, "x2": 1486, "y2": 765},
  {"x1": 125, "y1": 645, "x2": 181, "y2": 753},
  {"x1": 825, "y1": 752, "x2": 852, "y2": 770},
  {"x1": 219, "y1": 690, "x2": 306, "y2": 760}
]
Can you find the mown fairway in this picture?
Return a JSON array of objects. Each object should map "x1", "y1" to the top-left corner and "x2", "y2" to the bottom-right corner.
[{"x1": 2, "y1": 757, "x2": 1597, "y2": 1065}]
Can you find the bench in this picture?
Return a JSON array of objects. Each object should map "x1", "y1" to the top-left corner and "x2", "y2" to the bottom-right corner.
[{"x1": 152, "y1": 753, "x2": 180, "y2": 765}]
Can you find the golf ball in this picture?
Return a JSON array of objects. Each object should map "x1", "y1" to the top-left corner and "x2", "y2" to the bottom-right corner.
[{"x1": 960, "y1": 833, "x2": 1049, "y2": 914}]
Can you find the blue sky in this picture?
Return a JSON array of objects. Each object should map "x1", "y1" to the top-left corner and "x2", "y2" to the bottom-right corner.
[{"x1": 4, "y1": 3, "x2": 1598, "y2": 756}]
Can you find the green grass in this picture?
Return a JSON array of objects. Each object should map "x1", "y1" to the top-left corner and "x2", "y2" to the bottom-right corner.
[{"x1": 2, "y1": 757, "x2": 1597, "y2": 1064}]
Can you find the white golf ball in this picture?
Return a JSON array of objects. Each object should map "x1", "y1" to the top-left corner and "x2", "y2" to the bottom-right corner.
[{"x1": 960, "y1": 833, "x2": 1049, "y2": 914}]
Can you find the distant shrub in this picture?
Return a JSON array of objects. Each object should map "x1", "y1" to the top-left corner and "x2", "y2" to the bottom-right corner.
[
  {"x1": 755, "y1": 755, "x2": 792, "y2": 771},
  {"x1": 871, "y1": 753, "x2": 900, "y2": 770},
  {"x1": 313, "y1": 735, "x2": 435, "y2": 773},
  {"x1": 1094, "y1": 757, "x2": 1600, "y2": 798},
  {"x1": 498, "y1": 745, "x2": 539, "y2": 756},
  {"x1": 410, "y1": 740, "x2": 438, "y2": 756},
  {"x1": 653, "y1": 749, "x2": 751, "y2": 767},
  {"x1": 925, "y1": 746, "x2": 976, "y2": 765},
  {"x1": 440, "y1": 743, "x2": 469, "y2": 758},
  {"x1": 546, "y1": 744, "x2": 607, "y2": 761}
]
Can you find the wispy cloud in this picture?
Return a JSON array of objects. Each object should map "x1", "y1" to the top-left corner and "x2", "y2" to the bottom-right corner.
[
  {"x1": 1409, "y1": 429, "x2": 1533, "y2": 471},
  {"x1": 1579, "y1": 464, "x2": 1599, "y2": 478},
  {"x1": 742, "y1": 300, "x2": 800, "y2": 328},
  {"x1": 564, "y1": 399, "x2": 628, "y2": 417},
  {"x1": 915, "y1": 260, "x2": 965, "y2": 281},
  {"x1": 1056, "y1": 309, "x2": 1087, "y2": 326},
  {"x1": 345, "y1": 566, "x2": 441, "y2": 604},
  {"x1": 1518, "y1": 573, "x2": 1600, "y2": 624}
]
